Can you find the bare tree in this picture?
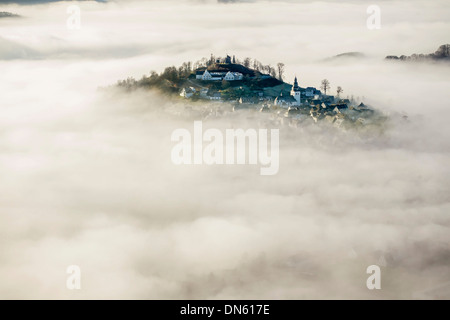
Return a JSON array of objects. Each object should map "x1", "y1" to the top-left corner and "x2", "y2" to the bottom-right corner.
[
  {"x1": 208, "y1": 54, "x2": 215, "y2": 66},
  {"x1": 264, "y1": 65, "x2": 272, "y2": 75},
  {"x1": 321, "y1": 79, "x2": 331, "y2": 95},
  {"x1": 180, "y1": 62, "x2": 192, "y2": 76},
  {"x1": 197, "y1": 57, "x2": 209, "y2": 68},
  {"x1": 243, "y1": 57, "x2": 251, "y2": 68},
  {"x1": 258, "y1": 62, "x2": 264, "y2": 72},
  {"x1": 336, "y1": 86, "x2": 343, "y2": 97},
  {"x1": 253, "y1": 60, "x2": 264, "y2": 72},
  {"x1": 270, "y1": 68, "x2": 277, "y2": 78},
  {"x1": 253, "y1": 59, "x2": 260, "y2": 71},
  {"x1": 277, "y1": 62, "x2": 285, "y2": 81}
]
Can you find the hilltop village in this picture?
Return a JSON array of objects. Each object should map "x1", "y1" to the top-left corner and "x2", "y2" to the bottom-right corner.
[{"x1": 117, "y1": 54, "x2": 384, "y2": 129}]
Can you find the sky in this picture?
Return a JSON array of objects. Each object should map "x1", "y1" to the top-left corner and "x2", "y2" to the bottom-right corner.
[{"x1": 0, "y1": 0, "x2": 449, "y2": 299}]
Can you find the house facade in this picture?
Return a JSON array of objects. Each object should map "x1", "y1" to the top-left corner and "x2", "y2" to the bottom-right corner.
[
  {"x1": 224, "y1": 71, "x2": 243, "y2": 81},
  {"x1": 274, "y1": 93, "x2": 298, "y2": 108},
  {"x1": 196, "y1": 70, "x2": 243, "y2": 81},
  {"x1": 180, "y1": 87, "x2": 196, "y2": 98},
  {"x1": 304, "y1": 87, "x2": 321, "y2": 98}
]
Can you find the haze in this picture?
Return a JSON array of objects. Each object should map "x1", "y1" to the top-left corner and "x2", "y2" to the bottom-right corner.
[{"x1": 0, "y1": 0, "x2": 449, "y2": 299}]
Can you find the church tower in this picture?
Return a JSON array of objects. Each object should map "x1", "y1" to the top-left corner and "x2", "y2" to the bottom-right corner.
[{"x1": 291, "y1": 76, "x2": 301, "y2": 106}]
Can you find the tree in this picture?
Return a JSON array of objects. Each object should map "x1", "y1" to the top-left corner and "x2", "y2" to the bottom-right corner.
[
  {"x1": 270, "y1": 68, "x2": 277, "y2": 78},
  {"x1": 149, "y1": 71, "x2": 158, "y2": 79},
  {"x1": 232, "y1": 55, "x2": 236, "y2": 64},
  {"x1": 253, "y1": 59, "x2": 264, "y2": 72},
  {"x1": 321, "y1": 79, "x2": 330, "y2": 95},
  {"x1": 277, "y1": 62, "x2": 285, "y2": 81},
  {"x1": 178, "y1": 65, "x2": 184, "y2": 77},
  {"x1": 336, "y1": 86, "x2": 343, "y2": 97},
  {"x1": 243, "y1": 57, "x2": 251, "y2": 68},
  {"x1": 208, "y1": 54, "x2": 215, "y2": 66},
  {"x1": 162, "y1": 66, "x2": 179, "y2": 82},
  {"x1": 264, "y1": 65, "x2": 277, "y2": 78},
  {"x1": 253, "y1": 59, "x2": 259, "y2": 71},
  {"x1": 435, "y1": 44, "x2": 450, "y2": 57},
  {"x1": 117, "y1": 77, "x2": 137, "y2": 90}
]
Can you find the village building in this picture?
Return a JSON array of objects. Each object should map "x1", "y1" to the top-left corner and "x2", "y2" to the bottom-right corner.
[
  {"x1": 239, "y1": 97, "x2": 256, "y2": 104},
  {"x1": 224, "y1": 71, "x2": 244, "y2": 81},
  {"x1": 321, "y1": 95, "x2": 335, "y2": 103},
  {"x1": 196, "y1": 69, "x2": 243, "y2": 81},
  {"x1": 304, "y1": 87, "x2": 321, "y2": 98},
  {"x1": 180, "y1": 87, "x2": 196, "y2": 98},
  {"x1": 274, "y1": 76, "x2": 304, "y2": 108},
  {"x1": 208, "y1": 91, "x2": 222, "y2": 100},
  {"x1": 290, "y1": 76, "x2": 302, "y2": 106},
  {"x1": 338, "y1": 99, "x2": 351, "y2": 105},
  {"x1": 186, "y1": 58, "x2": 375, "y2": 126},
  {"x1": 200, "y1": 88, "x2": 209, "y2": 97},
  {"x1": 274, "y1": 92, "x2": 298, "y2": 108}
]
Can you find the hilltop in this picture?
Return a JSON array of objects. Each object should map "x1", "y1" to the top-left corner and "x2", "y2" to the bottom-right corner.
[
  {"x1": 0, "y1": 12, "x2": 20, "y2": 18},
  {"x1": 386, "y1": 44, "x2": 450, "y2": 62},
  {"x1": 322, "y1": 52, "x2": 366, "y2": 62},
  {"x1": 115, "y1": 54, "x2": 385, "y2": 130},
  {"x1": 116, "y1": 55, "x2": 286, "y2": 97}
]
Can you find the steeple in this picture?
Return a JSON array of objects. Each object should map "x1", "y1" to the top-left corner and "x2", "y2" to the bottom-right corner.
[
  {"x1": 291, "y1": 76, "x2": 301, "y2": 106},
  {"x1": 293, "y1": 76, "x2": 300, "y2": 91}
]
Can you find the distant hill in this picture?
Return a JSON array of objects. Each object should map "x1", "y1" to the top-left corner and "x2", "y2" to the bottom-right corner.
[
  {"x1": 322, "y1": 52, "x2": 366, "y2": 62},
  {"x1": 386, "y1": 44, "x2": 450, "y2": 62},
  {"x1": 0, "y1": 12, "x2": 20, "y2": 18}
]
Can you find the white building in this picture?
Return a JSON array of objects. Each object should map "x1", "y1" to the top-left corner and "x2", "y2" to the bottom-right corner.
[
  {"x1": 180, "y1": 87, "x2": 196, "y2": 98},
  {"x1": 274, "y1": 77, "x2": 303, "y2": 108},
  {"x1": 303, "y1": 87, "x2": 321, "y2": 98},
  {"x1": 274, "y1": 93, "x2": 298, "y2": 109},
  {"x1": 202, "y1": 70, "x2": 224, "y2": 81},
  {"x1": 196, "y1": 69, "x2": 243, "y2": 81},
  {"x1": 224, "y1": 71, "x2": 243, "y2": 81},
  {"x1": 209, "y1": 92, "x2": 222, "y2": 100}
]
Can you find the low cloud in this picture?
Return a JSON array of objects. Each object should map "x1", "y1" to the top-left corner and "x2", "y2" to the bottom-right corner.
[{"x1": 0, "y1": 0, "x2": 448, "y2": 299}]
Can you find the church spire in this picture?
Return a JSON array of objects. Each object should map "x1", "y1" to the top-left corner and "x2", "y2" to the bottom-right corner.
[
  {"x1": 293, "y1": 76, "x2": 300, "y2": 91},
  {"x1": 291, "y1": 75, "x2": 301, "y2": 106}
]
